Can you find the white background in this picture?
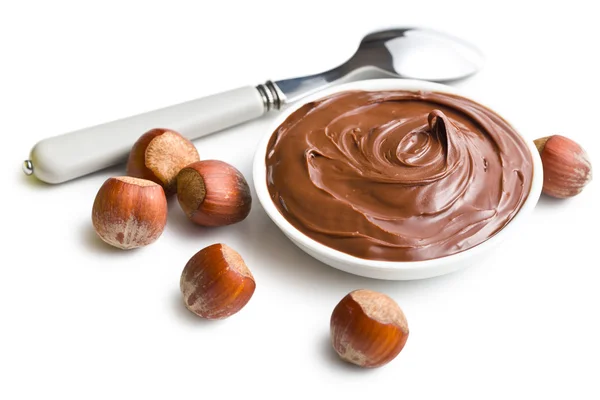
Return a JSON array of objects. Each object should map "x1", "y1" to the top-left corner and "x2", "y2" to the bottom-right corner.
[{"x1": 1, "y1": 1, "x2": 598, "y2": 399}]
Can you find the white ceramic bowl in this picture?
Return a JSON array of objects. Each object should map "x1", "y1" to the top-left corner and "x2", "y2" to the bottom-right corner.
[{"x1": 253, "y1": 79, "x2": 543, "y2": 280}]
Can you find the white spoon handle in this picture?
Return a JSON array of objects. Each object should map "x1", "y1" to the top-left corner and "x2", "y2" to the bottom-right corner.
[{"x1": 26, "y1": 85, "x2": 267, "y2": 184}]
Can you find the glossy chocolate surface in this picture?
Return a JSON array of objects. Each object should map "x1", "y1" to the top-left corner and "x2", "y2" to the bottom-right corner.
[{"x1": 266, "y1": 91, "x2": 532, "y2": 261}]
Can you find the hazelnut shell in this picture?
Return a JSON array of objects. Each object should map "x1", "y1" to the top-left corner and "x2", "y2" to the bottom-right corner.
[
  {"x1": 92, "y1": 176, "x2": 167, "y2": 249},
  {"x1": 330, "y1": 289, "x2": 409, "y2": 368},
  {"x1": 126, "y1": 128, "x2": 200, "y2": 195},
  {"x1": 180, "y1": 243, "x2": 256, "y2": 319},
  {"x1": 176, "y1": 160, "x2": 252, "y2": 227},
  {"x1": 535, "y1": 135, "x2": 592, "y2": 198}
]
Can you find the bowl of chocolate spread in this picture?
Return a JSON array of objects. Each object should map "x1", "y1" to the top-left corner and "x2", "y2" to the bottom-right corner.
[{"x1": 253, "y1": 79, "x2": 543, "y2": 280}]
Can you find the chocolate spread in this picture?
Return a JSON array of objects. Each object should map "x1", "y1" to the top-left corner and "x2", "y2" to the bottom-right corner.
[{"x1": 265, "y1": 91, "x2": 533, "y2": 262}]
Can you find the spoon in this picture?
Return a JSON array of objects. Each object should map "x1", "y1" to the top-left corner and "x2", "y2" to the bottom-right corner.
[{"x1": 23, "y1": 27, "x2": 484, "y2": 184}]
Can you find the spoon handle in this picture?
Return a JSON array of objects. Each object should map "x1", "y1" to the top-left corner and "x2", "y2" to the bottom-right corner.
[{"x1": 25, "y1": 84, "x2": 282, "y2": 184}]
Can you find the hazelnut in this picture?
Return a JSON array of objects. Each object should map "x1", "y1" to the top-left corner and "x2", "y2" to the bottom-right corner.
[
  {"x1": 176, "y1": 160, "x2": 252, "y2": 227},
  {"x1": 534, "y1": 135, "x2": 592, "y2": 198},
  {"x1": 92, "y1": 176, "x2": 168, "y2": 249},
  {"x1": 330, "y1": 289, "x2": 409, "y2": 368},
  {"x1": 126, "y1": 128, "x2": 200, "y2": 195},
  {"x1": 180, "y1": 243, "x2": 255, "y2": 319}
]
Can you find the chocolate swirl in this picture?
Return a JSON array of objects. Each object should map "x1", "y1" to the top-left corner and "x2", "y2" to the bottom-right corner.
[{"x1": 266, "y1": 91, "x2": 533, "y2": 261}]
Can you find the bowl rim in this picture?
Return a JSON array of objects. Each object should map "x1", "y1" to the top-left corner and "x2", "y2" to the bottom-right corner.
[{"x1": 252, "y1": 78, "x2": 543, "y2": 274}]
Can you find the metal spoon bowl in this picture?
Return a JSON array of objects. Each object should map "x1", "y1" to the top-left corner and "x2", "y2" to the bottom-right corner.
[{"x1": 277, "y1": 27, "x2": 485, "y2": 103}]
